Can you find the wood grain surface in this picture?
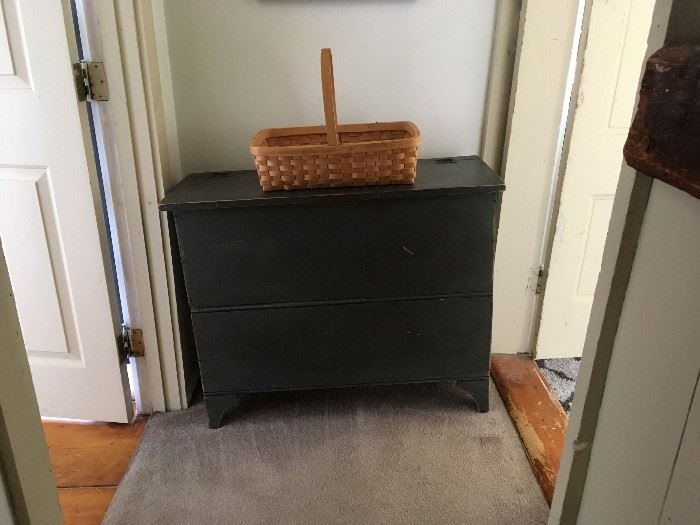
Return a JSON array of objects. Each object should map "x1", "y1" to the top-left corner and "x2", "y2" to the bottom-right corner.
[
  {"x1": 624, "y1": 45, "x2": 700, "y2": 199},
  {"x1": 43, "y1": 417, "x2": 147, "y2": 524},
  {"x1": 57, "y1": 488, "x2": 117, "y2": 525},
  {"x1": 491, "y1": 354, "x2": 568, "y2": 504}
]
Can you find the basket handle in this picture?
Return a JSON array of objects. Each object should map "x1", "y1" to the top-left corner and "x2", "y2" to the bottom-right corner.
[{"x1": 321, "y1": 48, "x2": 339, "y2": 146}]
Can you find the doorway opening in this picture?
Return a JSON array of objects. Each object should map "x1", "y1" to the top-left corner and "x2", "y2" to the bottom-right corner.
[
  {"x1": 530, "y1": 0, "x2": 586, "y2": 422},
  {"x1": 493, "y1": 0, "x2": 684, "y2": 509}
]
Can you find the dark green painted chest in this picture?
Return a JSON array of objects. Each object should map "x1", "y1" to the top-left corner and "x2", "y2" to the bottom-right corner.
[{"x1": 160, "y1": 157, "x2": 505, "y2": 428}]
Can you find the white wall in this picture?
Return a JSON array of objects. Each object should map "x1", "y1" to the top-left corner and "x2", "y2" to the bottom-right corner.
[
  {"x1": 574, "y1": 180, "x2": 700, "y2": 524},
  {"x1": 161, "y1": 0, "x2": 497, "y2": 174}
]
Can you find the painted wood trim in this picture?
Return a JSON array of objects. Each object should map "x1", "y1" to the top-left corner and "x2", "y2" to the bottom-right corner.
[
  {"x1": 660, "y1": 372, "x2": 700, "y2": 522},
  {"x1": 547, "y1": 171, "x2": 653, "y2": 524},
  {"x1": 479, "y1": 0, "x2": 522, "y2": 175},
  {"x1": 0, "y1": 243, "x2": 62, "y2": 524},
  {"x1": 530, "y1": 0, "x2": 589, "y2": 361},
  {"x1": 114, "y1": 0, "x2": 187, "y2": 410},
  {"x1": 77, "y1": 0, "x2": 167, "y2": 415},
  {"x1": 492, "y1": 0, "x2": 582, "y2": 355},
  {"x1": 574, "y1": 179, "x2": 700, "y2": 522},
  {"x1": 142, "y1": 0, "x2": 184, "y2": 189},
  {"x1": 491, "y1": 354, "x2": 567, "y2": 504}
]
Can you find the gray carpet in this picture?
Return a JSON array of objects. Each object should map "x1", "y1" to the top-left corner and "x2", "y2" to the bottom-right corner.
[
  {"x1": 104, "y1": 381, "x2": 548, "y2": 525},
  {"x1": 536, "y1": 358, "x2": 581, "y2": 413}
]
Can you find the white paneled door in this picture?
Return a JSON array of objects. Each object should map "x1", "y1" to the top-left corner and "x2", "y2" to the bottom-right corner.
[
  {"x1": 0, "y1": 0, "x2": 132, "y2": 421},
  {"x1": 535, "y1": 0, "x2": 663, "y2": 359}
]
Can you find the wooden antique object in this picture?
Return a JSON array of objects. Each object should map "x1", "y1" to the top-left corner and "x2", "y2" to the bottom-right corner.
[
  {"x1": 250, "y1": 49, "x2": 420, "y2": 191},
  {"x1": 161, "y1": 157, "x2": 504, "y2": 428},
  {"x1": 624, "y1": 45, "x2": 700, "y2": 198}
]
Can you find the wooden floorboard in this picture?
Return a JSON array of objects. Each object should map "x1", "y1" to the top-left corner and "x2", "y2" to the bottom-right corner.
[
  {"x1": 58, "y1": 487, "x2": 116, "y2": 525},
  {"x1": 43, "y1": 416, "x2": 147, "y2": 487},
  {"x1": 43, "y1": 416, "x2": 147, "y2": 524},
  {"x1": 491, "y1": 354, "x2": 568, "y2": 504}
]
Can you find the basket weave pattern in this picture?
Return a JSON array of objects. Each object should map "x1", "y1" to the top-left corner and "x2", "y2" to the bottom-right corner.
[
  {"x1": 265, "y1": 129, "x2": 409, "y2": 147},
  {"x1": 254, "y1": 130, "x2": 418, "y2": 190},
  {"x1": 250, "y1": 49, "x2": 420, "y2": 191}
]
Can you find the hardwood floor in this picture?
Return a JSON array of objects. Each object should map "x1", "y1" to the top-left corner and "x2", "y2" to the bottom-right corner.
[
  {"x1": 491, "y1": 354, "x2": 568, "y2": 504},
  {"x1": 43, "y1": 416, "x2": 148, "y2": 525},
  {"x1": 57, "y1": 488, "x2": 117, "y2": 525}
]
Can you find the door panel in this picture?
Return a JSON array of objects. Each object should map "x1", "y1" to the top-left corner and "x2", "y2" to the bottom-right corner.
[
  {"x1": 574, "y1": 195, "x2": 614, "y2": 299},
  {"x1": 536, "y1": 0, "x2": 660, "y2": 359},
  {"x1": 0, "y1": 0, "x2": 29, "y2": 89},
  {"x1": 0, "y1": 0, "x2": 131, "y2": 421},
  {"x1": 0, "y1": 2, "x2": 13, "y2": 75},
  {"x1": 0, "y1": 168, "x2": 70, "y2": 356}
]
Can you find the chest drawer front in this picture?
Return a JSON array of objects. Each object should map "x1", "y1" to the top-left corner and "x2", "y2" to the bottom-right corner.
[
  {"x1": 176, "y1": 195, "x2": 496, "y2": 309},
  {"x1": 192, "y1": 296, "x2": 491, "y2": 394}
]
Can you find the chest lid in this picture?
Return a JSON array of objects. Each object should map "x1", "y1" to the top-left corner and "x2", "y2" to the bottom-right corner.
[{"x1": 159, "y1": 156, "x2": 504, "y2": 212}]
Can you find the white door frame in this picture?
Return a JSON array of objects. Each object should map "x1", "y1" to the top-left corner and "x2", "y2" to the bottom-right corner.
[
  {"x1": 479, "y1": 0, "x2": 522, "y2": 175},
  {"x1": 492, "y1": 0, "x2": 585, "y2": 356},
  {"x1": 495, "y1": 0, "x2": 673, "y2": 360},
  {"x1": 76, "y1": 0, "x2": 186, "y2": 412},
  {"x1": 535, "y1": 0, "x2": 670, "y2": 360}
]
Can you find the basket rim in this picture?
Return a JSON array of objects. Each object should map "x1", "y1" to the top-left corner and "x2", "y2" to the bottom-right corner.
[{"x1": 250, "y1": 121, "x2": 420, "y2": 156}]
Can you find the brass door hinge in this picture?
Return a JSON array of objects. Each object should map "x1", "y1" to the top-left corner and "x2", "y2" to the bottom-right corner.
[
  {"x1": 73, "y1": 60, "x2": 109, "y2": 102},
  {"x1": 117, "y1": 326, "x2": 145, "y2": 365}
]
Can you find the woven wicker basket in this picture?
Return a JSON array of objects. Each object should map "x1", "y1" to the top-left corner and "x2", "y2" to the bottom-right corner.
[{"x1": 250, "y1": 49, "x2": 421, "y2": 191}]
